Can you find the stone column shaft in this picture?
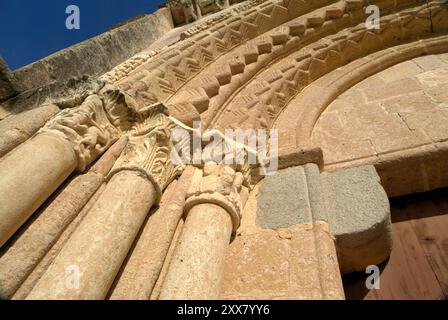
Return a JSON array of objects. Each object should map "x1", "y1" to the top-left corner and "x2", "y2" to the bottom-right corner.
[
  {"x1": 26, "y1": 170, "x2": 157, "y2": 300},
  {"x1": 109, "y1": 166, "x2": 194, "y2": 300},
  {"x1": 159, "y1": 203, "x2": 233, "y2": 300},
  {"x1": 12, "y1": 182, "x2": 107, "y2": 300},
  {"x1": 0, "y1": 104, "x2": 60, "y2": 159},
  {"x1": 0, "y1": 137, "x2": 128, "y2": 299},
  {"x1": 159, "y1": 163, "x2": 248, "y2": 300},
  {"x1": 0, "y1": 85, "x2": 138, "y2": 249},
  {"x1": 26, "y1": 105, "x2": 182, "y2": 300},
  {"x1": 0, "y1": 134, "x2": 77, "y2": 248}
]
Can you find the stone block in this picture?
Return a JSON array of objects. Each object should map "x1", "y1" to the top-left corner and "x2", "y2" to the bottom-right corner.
[
  {"x1": 256, "y1": 166, "x2": 316, "y2": 229},
  {"x1": 364, "y1": 77, "x2": 421, "y2": 101},
  {"x1": 256, "y1": 162, "x2": 329, "y2": 229},
  {"x1": 321, "y1": 165, "x2": 392, "y2": 274},
  {"x1": 221, "y1": 222, "x2": 344, "y2": 300},
  {"x1": 377, "y1": 60, "x2": 423, "y2": 83},
  {"x1": 402, "y1": 111, "x2": 448, "y2": 143},
  {"x1": 256, "y1": 164, "x2": 392, "y2": 274}
]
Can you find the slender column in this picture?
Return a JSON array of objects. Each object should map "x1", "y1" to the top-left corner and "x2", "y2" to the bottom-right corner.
[
  {"x1": 0, "y1": 134, "x2": 77, "y2": 248},
  {"x1": 26, "y1": 171, "x2": 156, "y2": 300},
  {"x1": 0, "y1": 85, "x2": 138, "y2": 248},
  {"x1": 0, "y1": 104, "x2": 60, "y2": 159},
  {"x1": 12, "y1": 183, "x2": 106, "y2": 300},
  {"x1": 27, "y1": 109, "x2": 182, "y2": 300},
  {"x1": 159, "y1": 162, "x2": 248, "y2": 300},
  {"x1": 109, "y1": 166, "x2": 194, "y2": 300},
  {"x1": 0, "y1": 137, "x2": 128, "y2": 299}
]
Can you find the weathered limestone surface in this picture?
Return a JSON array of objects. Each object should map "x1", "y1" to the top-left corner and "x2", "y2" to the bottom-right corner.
[
  {"x1": 224, "y1": 223, "x2": 344, "y2": 300},
  {"x1": 0, "y1": 134, "x2": 77, "y2": 248},
  {"x1": 160, "y1": 163, "x2": 248, "y2": 300},
  {"x1": 321, "y1": 165, "x2": 392, "y2": 274},
  {"x1": 159, "y1": 203, "x2": 233, "y2": 300},
  {"x1": 26, "y1": 106, "x2": 181, "y2": 299},
  {"x1": 221, "y1": 184, "x2": 345, "y2": 300},
  {"x1": 0, "y1": 173, "x2": 102, "y2": 299},
  {"x1": 0, "y1": 137, "x2": 128, "y2": 299},
  {"x1": 0, "y1": 104, "x2": 59, "y2": 158},
  {"x1": 149, "y1": 216, "x2": 185, "y2": 300},
  {"x1": 13, "y1": 183, "x2": 107, "y2": 300},
  {"x1": 109, "y1": 166, "x2": 194, "y2": 300},
  {"x1": 0, "y1": 56, "x2": 16, "y2": 101},
  {"x1": 211, "y1": 0, "x2": 439, "y2": 131},
  {"x1": 26, "y1": 171, "x2": 157, "y2": 300},
  {"x1": 257, "y1": 164, "x2": 392, "y2": 275},
  {"x1": 0, "y1": 76, "x2": 103, "y2": 121},
  {"x1": 168, "y1": 0, "x2": 234, "y2": 26},
  {"x1": 250, "y1": 146, "x2": 323, "y2": 183},
  {"x1": 309, "y1": 53, "x2": 448, "y2": 197},
  {"x1": 10, "y1": 8, "x2": 173, "y2": 93},
  {"x1": 0, "y1": 0, "x2": 447, "y2": 301},
  {"x1": 0, "y1": 82, "x2": 141, "y2": 249}
]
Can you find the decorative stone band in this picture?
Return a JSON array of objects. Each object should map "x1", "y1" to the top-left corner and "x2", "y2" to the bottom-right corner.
[
  {"x1": 38, "y1": 83, "x2": 140, "y2": 172},
  {"x1": 184, "y1": 163, "x2": 249, "y2": 232},
  {"x1": 108, "y1": 108, "x2": 184, "y2": 202}
]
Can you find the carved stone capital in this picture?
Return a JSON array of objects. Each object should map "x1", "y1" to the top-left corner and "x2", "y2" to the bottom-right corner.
[
  {"x1": 109, "y1": 105, "x2": 184, "y2": 201},
  {"x1": 38, "y1": 83, "x2": 140, "y2": 172},
  {"x1": 184, "y1": 162, "x2": 249, "y2": 232}
]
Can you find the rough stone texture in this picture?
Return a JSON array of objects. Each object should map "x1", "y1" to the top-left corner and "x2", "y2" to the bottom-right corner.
[
  {"x1": 0, "y1": 104, "x2": 60, "y2": 158},
  {"x1": 159, "y1": 163, "x2": 248, "y2": 300},
  {"x1": 0, "y1": 76, "x2": 103, "y2": 120},
  {"x1": 221, "y1": 184, "x2": 345, "y2": 300},
  {"x1": 0, "y1": 56, "x2": 16, "y2": 101},
  {"x1": 0, "y1": 173, "x2": 103, "y2": 299},
  {"x1": 250, "y1": 146, "x2": 323, "y2": 183},
  {"x1": 321, "y1": 165, "x2": 392, "y2": 274},
  {"x1": 257, "y1": 164, "x2": 392, "y2": 275},
  {"x1": 149, "y1": 217, "x2": 185, "y2": 300},
  {"x1": 89, "y1": 137, "x2": 129, "y2": 176},
  {"x1": 10, "y1": 8, "x2": 173, "y2": 93},
  {"x1": 0, "y1": 0, "x2": 447, "y2": 301},
  {"x1": 212, "y1": 0, "x2": 440, "y2": 132},
  {"x1": 257, "y1": 164, "x2": 326, "y2": 229}
]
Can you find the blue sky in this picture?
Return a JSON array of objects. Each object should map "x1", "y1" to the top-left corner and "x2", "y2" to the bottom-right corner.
[{"x1": 0, "y1": 0, "x2": 164, "y2": 70}]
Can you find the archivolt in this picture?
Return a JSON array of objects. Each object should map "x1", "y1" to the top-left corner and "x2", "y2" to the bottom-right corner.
[
  {"x1": 213, "y1": 1, "x2": 448, "y2": 132},
  {"x1": 274, "y1": 34, "x2": 448, "y2": 149}
]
